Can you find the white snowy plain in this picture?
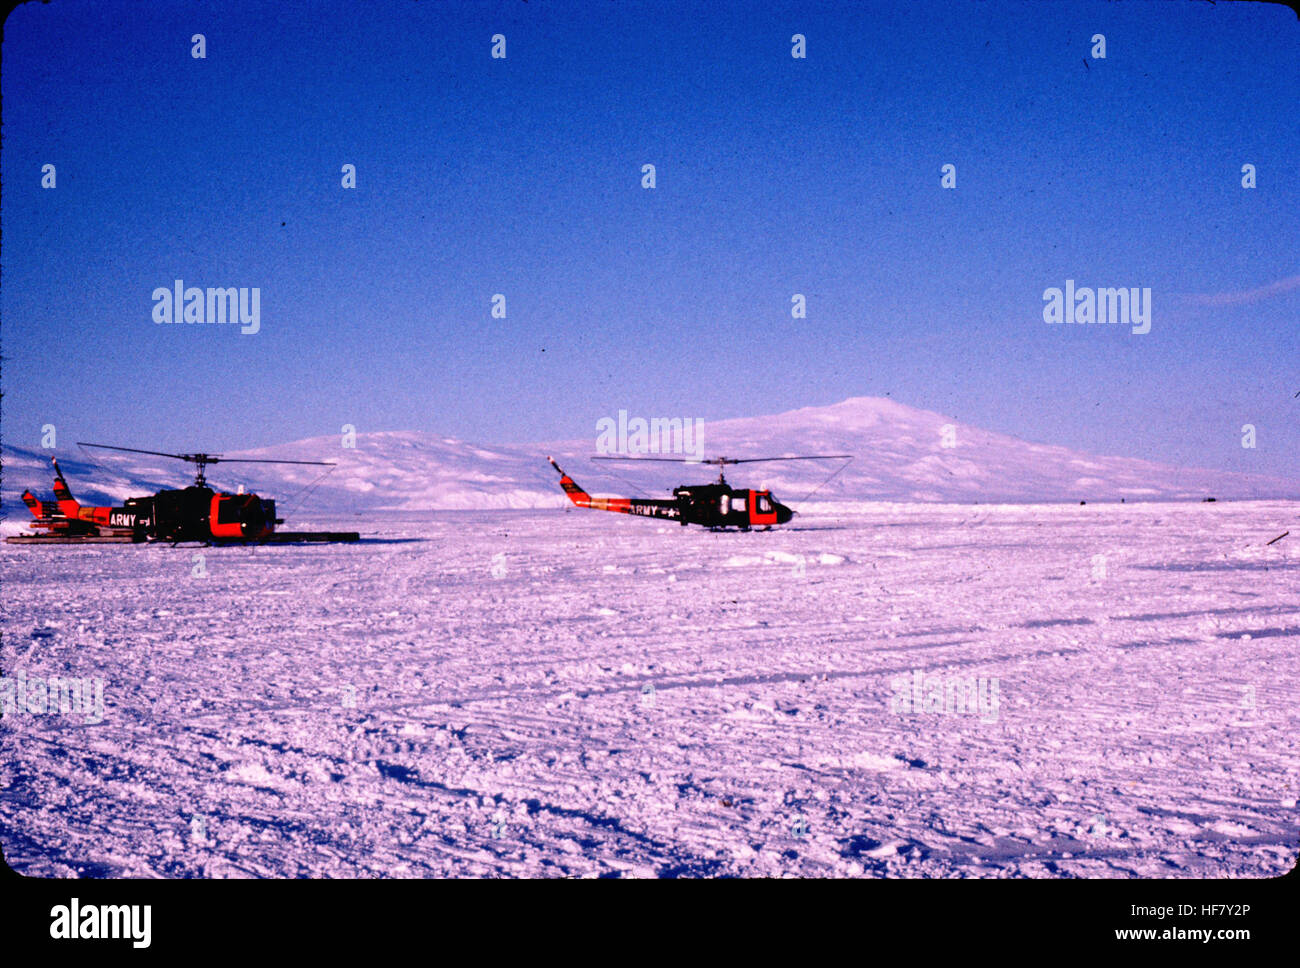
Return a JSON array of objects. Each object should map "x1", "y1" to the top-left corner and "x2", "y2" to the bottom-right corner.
[{"x1": 1, "y1": 501, "x2": 1297, "y2": 878}]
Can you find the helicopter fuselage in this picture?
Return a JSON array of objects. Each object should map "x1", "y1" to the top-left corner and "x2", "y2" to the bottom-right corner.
[
  {"x1": 11, "y1": 453, "x2": 358, "y2": 546},
  {"x1": 36, "y1": 463, "x2": 281, "y2": 542},
  {"x1": 550, "y1": 458, "x2": 794, "y2": 529}
]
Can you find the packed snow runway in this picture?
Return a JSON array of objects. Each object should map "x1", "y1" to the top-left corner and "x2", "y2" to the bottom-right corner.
[{"x1": 2, "y1": 502, "x2": 1297, "y2": 878}]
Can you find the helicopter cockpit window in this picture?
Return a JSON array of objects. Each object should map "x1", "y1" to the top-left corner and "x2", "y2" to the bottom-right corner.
[
  {"x1": 732, "y1": 496, "x2": 746, "y2": 512},
  {"x1": 756, "y1": 494, "x2": 773, "y2": 514}
]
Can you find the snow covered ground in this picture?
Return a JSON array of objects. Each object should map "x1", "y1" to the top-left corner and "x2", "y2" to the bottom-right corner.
[{"x1": 2, "y1": 500, "x2": 1296, "y2": 878}]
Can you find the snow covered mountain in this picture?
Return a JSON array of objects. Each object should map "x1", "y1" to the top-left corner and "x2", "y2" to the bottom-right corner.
[{"x1": 3, "y1": 397, "x2": 1296, "y2": 515}]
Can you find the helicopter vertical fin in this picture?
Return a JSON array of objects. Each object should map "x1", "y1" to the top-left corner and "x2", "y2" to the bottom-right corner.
[
  {"x1": 548, "y1": 457, "x2": 593, "y2": 508},
  {"x1": 51, "y1": 459, "x2": 83, "y2": 518},
  {"x1": 21, "y1": 490, "x2": 57, "y2": 519}
]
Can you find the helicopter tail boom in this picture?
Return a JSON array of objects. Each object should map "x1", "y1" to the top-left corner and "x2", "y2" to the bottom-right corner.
[{"x1": 547, "y1": 457, "x2": 681, "y2": 521}]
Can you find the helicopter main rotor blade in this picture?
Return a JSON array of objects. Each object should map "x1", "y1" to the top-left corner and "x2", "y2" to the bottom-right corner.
[
  {"x1": 77, "y1": 442, "x2": 196, "y2": 461},
  {"x1": 79, "y1": 443, "x2": 334, "y2": 466},
  {"x1": 590, "y1": 454, "x2": 851, "y2": 464},
  {"x1": 590, "y1": 455, "x2": 710, "y2": 463},
  {"x1": 719, "y1": 455, "x2": 853, "y2": 464},
  {"x1": 214, "y1": 458, "x2": 336, "y2": 466}
]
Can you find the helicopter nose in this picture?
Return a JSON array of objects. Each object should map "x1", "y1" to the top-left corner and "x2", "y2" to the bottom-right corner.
[{"x1": 776, "y1": 503, "x2": 794, "y2": 524}]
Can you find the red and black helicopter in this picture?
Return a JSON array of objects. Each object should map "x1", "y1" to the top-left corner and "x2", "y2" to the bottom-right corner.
[
  {"x1": 10, "y1": 443, "x2": 359, "y2": 545},
  {"x1": 548, "y1": 454, "x2": 851, "y2": 530}
]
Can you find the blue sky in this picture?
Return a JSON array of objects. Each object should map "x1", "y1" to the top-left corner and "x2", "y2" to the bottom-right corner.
[{"x1": 3, "y1": 0, "x2": 1297, "y2": 480}]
